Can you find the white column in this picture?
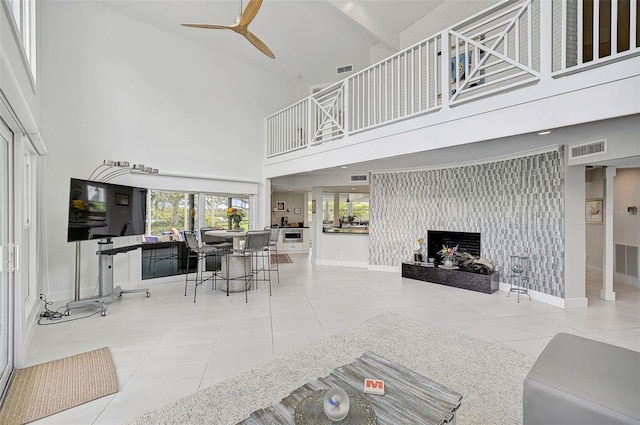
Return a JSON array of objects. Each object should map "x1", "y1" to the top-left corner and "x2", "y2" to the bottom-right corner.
[
  {"x1": 565, "y1": 163, "x2": 587, "y2": 308},
  {"x1": 539, "y1": 0, "x2": 553, "y2": 78},
  {"x1": 262, "y1": 178, "x2": 271, "y2": 229},
  {"x1": 311, "y1": 187, "x2": 323, "y2": 264},
  {"x1": 601, "y1": 166, "x2": 616, "y2": 301},
  {"x1": 197, "y1": 192, "x2": 206, "y2": 231},
  {"x1": 333, "y1": 192, "x2": 340, "y2": 226}
]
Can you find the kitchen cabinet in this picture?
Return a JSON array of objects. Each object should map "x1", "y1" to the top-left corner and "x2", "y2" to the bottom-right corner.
[{"x1": 277, "y1": 228, "x2": 310, "y2": 253}]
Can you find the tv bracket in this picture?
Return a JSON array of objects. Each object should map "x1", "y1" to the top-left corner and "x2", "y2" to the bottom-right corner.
[{"x1": 64, "y1": 238, "x2": 150, "y2": 317}]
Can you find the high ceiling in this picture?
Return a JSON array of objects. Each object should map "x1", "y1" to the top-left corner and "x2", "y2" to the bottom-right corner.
[
  {"x1": 92, "y1": 1, "x2": 639, "y2": 194},
  {"x1": 94, "y1": 0, "x2": 445, "y2": 88}
]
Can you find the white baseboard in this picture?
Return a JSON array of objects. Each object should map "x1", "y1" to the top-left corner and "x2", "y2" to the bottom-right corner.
[
  {"x1": 615, "y1": 272, "x2": 640, "y2": 289},
  {"x1": 369, "y1": 265, "x2": 400, "y2": 273},
  {"x1": 498, "y1": 282, "x2": 587, "y2": 309},
  {"x1": 563, "y1": 297, "x2": 589, "y2": 309},
  {"x1": 314, "y1": 259, "x2": 369, "y2": 268}
]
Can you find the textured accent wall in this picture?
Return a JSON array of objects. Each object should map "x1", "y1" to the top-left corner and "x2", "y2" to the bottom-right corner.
[{"x1": 370, "y1": 148, "x2": 565, "y2": 297}]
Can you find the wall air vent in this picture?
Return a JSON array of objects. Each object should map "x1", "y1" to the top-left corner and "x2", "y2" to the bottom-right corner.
[
  {"x1": 337, "y1": 65, "x2": 353, "y2": 74},
  {"x1": 570, "y1": 139, "x2": 607, "y2": 159},
  {"x1": 616, "y1": 244, "x2": 639, "y2": 278},
  {"x1": 350, "y1": 174, "x2": 368, "y2": 182}
]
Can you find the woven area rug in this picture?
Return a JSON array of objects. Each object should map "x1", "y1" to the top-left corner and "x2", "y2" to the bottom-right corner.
[
  {"x1": 0, "y1": 347, "x2": 118, "y2": 424},
  {"x1": 128, "y1": 312, "x2": 536, "y2": 425},
  {"x1": 271, "y1": 253, "x2": 292, "y2": 263}
]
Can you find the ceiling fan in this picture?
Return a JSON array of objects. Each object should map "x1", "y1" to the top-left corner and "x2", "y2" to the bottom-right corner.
[{"x1": 181, "y1": 0, "x2": 275, "y2": 59}]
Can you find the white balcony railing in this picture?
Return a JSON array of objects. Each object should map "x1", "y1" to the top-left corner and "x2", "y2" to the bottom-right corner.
[{"x1": 266, "y1": 0, "x2": 639, "y2": 158}]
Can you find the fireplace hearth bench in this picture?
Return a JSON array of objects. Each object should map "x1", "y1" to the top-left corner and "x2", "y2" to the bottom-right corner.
[{"x1": 402, "y1": 262, "x2": 499, "y2": 294}]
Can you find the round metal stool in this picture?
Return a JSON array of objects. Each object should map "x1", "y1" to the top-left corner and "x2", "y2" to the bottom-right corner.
[{"x1": 508, "y1": 255, "x2": 531, "y2": 302}]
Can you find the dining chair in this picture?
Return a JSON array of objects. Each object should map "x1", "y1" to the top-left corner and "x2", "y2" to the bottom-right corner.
[
  {"x1": 233, "y1": 230, "x2": 271, "y2": 303},
  {"x1": 264, "y1": 226, "x2": 280, "y2": 284},
  {"x1": 183, "y1": 230, "x2": 226, "y2": 302},
  {"x1": 200, "y1": 227, "x2": 233, "y2": 274}
]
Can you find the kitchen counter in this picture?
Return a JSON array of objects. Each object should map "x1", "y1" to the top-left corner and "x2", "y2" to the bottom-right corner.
[
  {"x1": 323, "y1": 226, "x2": 369, "y2": 234},
  {"x1": 273, "y1": 226, "x2": 310, "y2": 228}
]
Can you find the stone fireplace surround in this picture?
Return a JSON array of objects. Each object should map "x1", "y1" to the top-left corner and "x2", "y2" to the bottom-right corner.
[{"x1": 369, "y1": 147, "x2": 565, "y2": 298}]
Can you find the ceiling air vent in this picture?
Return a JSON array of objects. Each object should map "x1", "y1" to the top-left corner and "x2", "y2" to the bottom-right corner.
[
  {"x1": 350, "y1": 174, "x2": 368, "y2": 182},
  {"x1": 570, "y1": 139, "x2": 607, "y2": 159},
  {"x1": 337, "y1": 65, "x2": 353, "y2": 74}
]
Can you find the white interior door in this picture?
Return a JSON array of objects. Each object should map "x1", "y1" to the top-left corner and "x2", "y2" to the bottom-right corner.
[{"x1": 0, "y1": 117, "x2": 14, "y2": 395}]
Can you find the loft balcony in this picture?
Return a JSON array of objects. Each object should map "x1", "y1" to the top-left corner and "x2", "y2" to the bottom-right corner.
[{"x1": 264, "y1": 0, "x2": 640, "y2": 174}]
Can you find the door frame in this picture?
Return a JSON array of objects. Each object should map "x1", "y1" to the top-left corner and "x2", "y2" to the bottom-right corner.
[{"x1": 0, "y1": 115, "x2": 15, "y2": 397}]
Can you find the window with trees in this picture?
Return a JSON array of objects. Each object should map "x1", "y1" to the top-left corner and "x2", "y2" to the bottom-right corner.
[
  {"x1": 204, "y1": 195, "x2": 249, "y2": 230},
  {"x1": 321, "y1": 192, "x2": 369, "y2": 225},
  {"x1": 147, "y1": 191, "x2": 199, "y2": 236},
  {"x1": 147, "y1": 190, "x2": 250, "y2": 236}
]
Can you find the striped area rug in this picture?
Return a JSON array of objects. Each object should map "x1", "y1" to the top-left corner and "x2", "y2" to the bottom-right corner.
[
  {"x1": 0, "y1": 347, "x2": 118, "y2": 424},
  {"x1": 272, "y1": 253, "x2": 293, "y2": 263}
]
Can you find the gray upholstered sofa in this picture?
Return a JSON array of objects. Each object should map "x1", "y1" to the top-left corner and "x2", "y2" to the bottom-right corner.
[{"x1": 524, "y1": 332, "x2": 640, "y2": 425}]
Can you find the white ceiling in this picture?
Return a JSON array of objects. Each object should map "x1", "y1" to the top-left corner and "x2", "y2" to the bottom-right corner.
[{"x1": 94, "y1": 0, "x2": 445, "y2": 88}]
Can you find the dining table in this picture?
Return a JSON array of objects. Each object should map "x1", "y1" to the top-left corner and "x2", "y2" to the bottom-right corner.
[
  {"x1": 204, "y1": 229, "x2": 251, "y2": 293},
  {"x1": 204, "y1": 229, "x2": 248, "y2": 249}
]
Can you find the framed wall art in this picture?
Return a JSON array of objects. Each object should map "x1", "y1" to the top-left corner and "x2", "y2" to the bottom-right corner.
[{"x1": 585, "y1": 198, "x2": 603, "y2": 223}]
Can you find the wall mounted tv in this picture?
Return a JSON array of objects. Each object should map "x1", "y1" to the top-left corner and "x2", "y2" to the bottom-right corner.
[{"x1": 67, "y1": 178, "x2": 148, "y2": 242}]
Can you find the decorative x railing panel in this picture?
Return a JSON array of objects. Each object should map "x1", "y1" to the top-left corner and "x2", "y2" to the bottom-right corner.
[{"x1": 449, "y1": 0, "x2": 540, "y2": 104}]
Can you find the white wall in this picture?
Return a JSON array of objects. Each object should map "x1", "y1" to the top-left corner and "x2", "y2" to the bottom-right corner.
[
  {"x1": 584, "y1": 166, "x2": 640, "y2": 284},
  {"x1": 270, "y1": 192, "x2": 305, "y2": 227},
  {"x1": 565, "y1": 162, "x2": 587, "y2": 307},
  {"x1": 585, "y1": 168, "x2": 605, "y2": 271},
  {"x1": 614, "y1": 168, "x2": 640, "y2": 287},
  {"x1": 39, "y1": 1, "x2": 295, "y2": 301},
  {"x1": 315, "y1": 233, "x2": 370, "y2": 268}
]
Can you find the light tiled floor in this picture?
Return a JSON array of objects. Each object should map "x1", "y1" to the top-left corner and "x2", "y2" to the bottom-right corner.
[{"x1": 27, "y1": 256, "x2": 640, "y2": 424}]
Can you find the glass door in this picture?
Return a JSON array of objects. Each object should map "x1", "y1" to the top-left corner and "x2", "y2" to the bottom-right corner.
[{"x1": 0, "y1": 118, "x2": 14, "y2": 395}]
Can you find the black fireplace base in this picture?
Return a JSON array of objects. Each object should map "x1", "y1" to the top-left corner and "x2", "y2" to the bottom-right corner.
[{"x1": 402, "y1": 262, "x2": 499, "y2": 294}]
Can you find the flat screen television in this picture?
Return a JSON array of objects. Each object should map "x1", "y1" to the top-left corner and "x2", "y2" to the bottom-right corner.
[{"x1": 67, "y1": 178, "x2": 148, "y2": 242}]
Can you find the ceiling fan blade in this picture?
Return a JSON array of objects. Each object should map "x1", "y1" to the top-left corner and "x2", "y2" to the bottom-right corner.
[
  {"x1": 239, "y1": 0, "x2": 263, "y2": 26},
  {"x1": 244, "y1": 30, "x2": 275, "y2": 59},
  {"x1": 181, "y1": 23, "x2": 235, "y2": 30}
]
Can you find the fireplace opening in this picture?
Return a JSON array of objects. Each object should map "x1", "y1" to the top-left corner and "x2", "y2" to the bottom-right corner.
[{"x1": 427, "y1": 230, "x2": 481, "y2": 264}]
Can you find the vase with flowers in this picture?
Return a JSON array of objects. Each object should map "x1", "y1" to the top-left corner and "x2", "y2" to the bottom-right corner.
[
  {"x1": 414, "y1": 237, "x2": 424, "y2": 263},
  {"x1": 438, "y1": 244, "x2": 459, "y2": 268},
  {"x1": 227, "y1": 207, "x2": 245, "y2": 230}
]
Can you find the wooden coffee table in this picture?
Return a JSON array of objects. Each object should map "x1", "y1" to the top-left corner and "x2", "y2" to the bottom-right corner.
[{"x1": 238, "y1": 351, "x2": 462, "y2": 424}]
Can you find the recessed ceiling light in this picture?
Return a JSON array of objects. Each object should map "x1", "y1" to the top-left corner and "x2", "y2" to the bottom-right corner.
[
  {"x1": 351, "y1": 188, "x2": 356, "y2": 190},
  {"x1": 341, "y1": 166, "x2": 348, "y2": 169},
  {"x1": 538, "y1": 130, "x2": 552, "y2": 135},
  {"x1": 288, "y1": 188, "x2": 293, "y2": 191}
]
